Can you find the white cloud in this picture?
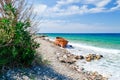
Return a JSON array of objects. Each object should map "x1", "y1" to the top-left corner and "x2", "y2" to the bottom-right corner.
[
  {"x1": 81, "y1": 0, "x2": 111, "y2": 7},
  {"x1": 33, "y1": 0, "x2": 120, "y2": 16},
  {"x1": 57, "y1": 0, "x2": 80, "y2": 6},
  {"x1": 109, "y1": 0, "x2": 120, "y2": 11},
  {"x1": 88, "y1": 7, "x2": 105, "y2": 13},
  {"x1": 33, "y1": 4, "x2": 47, "y2": 14},
  {"x1": 31, "y1": 0, "x2": 120, "y2": 33},
  {"x1": 96, "y1": 0, "x2": 111, "y2": 7}
]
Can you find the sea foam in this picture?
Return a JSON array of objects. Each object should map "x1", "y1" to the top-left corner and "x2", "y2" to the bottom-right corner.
[
  {"x1": 66, "y1": 42, "x2": 120, "y2": 80},
  {"x1": 49, "y1": 37, "x2": 120, "y2": 80}
]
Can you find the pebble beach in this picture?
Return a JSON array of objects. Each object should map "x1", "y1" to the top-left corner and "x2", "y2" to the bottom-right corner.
[{"x1": 0, "y1": 37, "x2": 109, "y2": 80}]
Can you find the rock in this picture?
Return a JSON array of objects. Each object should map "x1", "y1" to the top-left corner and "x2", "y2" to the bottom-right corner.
[
  {"x1": 85, "y1": 54, "x2": 103, "y2": 61},
  {"x1": 69, "y1": 45, "x2": 73, "y2": 48},
  {"x1": 92, "y1": 54, "x2": 96, "y2": 57},
  {"x1": 82, "y1": 70, "x2": 108, "y2": 80},
  {"x1": 67, "y1": 58, "x2": 77, "y2": 64},
  {"x1": 58, "y1": 57, "x2": 66, "y2": 63},
  {"x1": 75, "y1": 56, "x2": 81, "y2": 59},
  {"x1": 58, "y1": 56, "x2": 76, "y2": 64},
  {"x1": 67, "y1": 45, "x2": 74, "y2": 48},
  {"x1": 102, "y1": 77, "x2": 108, "y2": 80},
  {"x1": 85, "y1": 55, "x2": 91, "y2": 62},
  {"x1": 92, "y1": 54, "x2": 96, "y2": 60},
  {"x1": 63, "y1": 55, "x2": 67, "y2": 59},
  {"x1": 95, "y1": 55, "x2": 101, "y2": 60},
  {"x1": 96, "y1": 74, "x2": 103, "y2": 80},
  {"x1": 91, "y1": 76, "x2": 96, "y2": 80},
  {"x1": 67, "y1": 54, "x2": 71, "y2": 57},
  {"x1": 93, "y1": 71, "x2": 99, "y2": 76},
  {"x1": 13, "y1": 76, "x2": 18, "y2": 79},
  {"x1": 56, "y1": 52, "x2": 60, "y2": 56},
  {"x1": 80, "y1": 55, "x2": 84, "y2": 59},
  {"x1": 72, "y1": 65, "x2": 84, "y2": 73},
  {"x1": 88, "y1": 54, "x2": 93, "y2": 60},
  {"x1": 86, "y1": 57, "x2": 91, "y2": 62},
  {"x1": 22, "y1": 75, "x2": 30, "y2": 80},
  {"x1": 100, "y1": 55, "x2": 103, "y2": 58},
  {"x1": 75, "y1": 55, "x2": 84, "y2": 60}
]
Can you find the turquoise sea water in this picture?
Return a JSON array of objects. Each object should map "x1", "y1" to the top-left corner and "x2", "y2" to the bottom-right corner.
[{"x1": 42, "y1": 33, "x2": 120, "y2": 50}]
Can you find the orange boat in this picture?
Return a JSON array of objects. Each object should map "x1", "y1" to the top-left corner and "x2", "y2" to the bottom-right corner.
[{"x1": 54, "y1": 37, "x2": 68, "y2": 48}]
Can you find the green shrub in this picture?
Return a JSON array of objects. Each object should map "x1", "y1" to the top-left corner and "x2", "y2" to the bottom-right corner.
[{"x1": 0, "y1": 1, "x2": 39, "y2": 70}]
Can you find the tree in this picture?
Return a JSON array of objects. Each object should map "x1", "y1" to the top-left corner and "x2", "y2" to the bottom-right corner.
[{"x1": 0, "y1": 0, "x2": 39, "y2": 70}]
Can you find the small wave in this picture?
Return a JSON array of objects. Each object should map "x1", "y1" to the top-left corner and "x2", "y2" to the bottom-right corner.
[
  {"x1": 68, "y1": 42, "x2": 120, "y2": 54},
  {"x1": 67, "y1": 42, "x2": 120, "y2": 80}
]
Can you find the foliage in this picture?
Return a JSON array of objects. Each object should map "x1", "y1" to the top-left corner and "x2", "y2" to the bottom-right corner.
[{"x1": 0, "y1": 0, "x2": 40, "y2": 70}]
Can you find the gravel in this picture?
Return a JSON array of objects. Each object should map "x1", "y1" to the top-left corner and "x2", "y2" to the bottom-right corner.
[{"x1": 0, "y1": 65, "x2": 73, "y2": 80}]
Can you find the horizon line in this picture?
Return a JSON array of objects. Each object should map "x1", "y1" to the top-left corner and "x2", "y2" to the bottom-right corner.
[{"x1": 37, "y1": 32, "x2": 120, "y2": 34}]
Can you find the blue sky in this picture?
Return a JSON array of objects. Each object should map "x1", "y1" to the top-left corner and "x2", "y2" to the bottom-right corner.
[{"x1": 31, "y1": 0, "x2": 120, "y2": 33}]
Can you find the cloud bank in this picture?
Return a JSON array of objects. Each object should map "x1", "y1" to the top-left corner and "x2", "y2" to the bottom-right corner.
[
  {"x1": 34, "y1": 0, "x2": 120, "y2": 16},
  {"x1": 32, "y1": 0, "x2": 120, "y2": 33}
]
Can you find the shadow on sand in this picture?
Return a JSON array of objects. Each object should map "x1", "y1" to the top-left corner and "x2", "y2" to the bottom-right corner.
[{"x1": 2, "y1": 65, "x2": 73, "y2": 80}]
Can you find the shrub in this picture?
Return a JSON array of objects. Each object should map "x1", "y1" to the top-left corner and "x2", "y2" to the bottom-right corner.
[{"x1": 0, "y1": 0, "x2": 39, "y2": 70}]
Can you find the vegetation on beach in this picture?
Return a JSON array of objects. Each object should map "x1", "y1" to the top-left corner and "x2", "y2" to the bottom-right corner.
[{"x1": 0, "y1": 0, "x2": 40, "y2": 72}]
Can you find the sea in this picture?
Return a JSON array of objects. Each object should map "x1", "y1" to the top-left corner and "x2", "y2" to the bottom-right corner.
[{"x1": 40, "y1": 33, "x2": 120, "y2": 80}]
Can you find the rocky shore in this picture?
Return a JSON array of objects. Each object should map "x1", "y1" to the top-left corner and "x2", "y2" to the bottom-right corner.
[
  {"x1": 0, "y1": 37, "x2": 108, "y2": 80},
  {"x1": 55, "y1": 47, "x2": 107, "y2": 80},
  {"x1": 35, "y1": 37, "x2": 108, "y2": 80}
]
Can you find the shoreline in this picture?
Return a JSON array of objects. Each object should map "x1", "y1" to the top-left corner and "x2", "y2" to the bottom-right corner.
[
  {"x1": 66, "y1": 42, "x2": 120, "y2": 80},
  {"x1": 67, "y1": 42, "x2": 120, "y2": 54},
  {"x1": 35, "y1": 37, "x2": 86, "y2": 80},
  {"x1": 48, "y1": 36, "x2": 120, "y2": 80},
  {"x1": 35, "y1": 37, "x2": 108, "y2": 80},
  {"x1": 48, "y1": 36, "x2": 120, "y2": 53}
]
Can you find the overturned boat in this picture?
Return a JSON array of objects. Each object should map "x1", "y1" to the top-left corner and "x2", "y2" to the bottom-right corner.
[{"x1": 54, "y1": 37, "x2": 68, "y2": 48}]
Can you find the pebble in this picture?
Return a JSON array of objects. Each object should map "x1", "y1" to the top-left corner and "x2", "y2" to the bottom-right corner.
[
  {"x1": 0, "y1": 65, "x2": 72, "y2": 80},
  {"x1": 22, "y1": 75, "x2": 30, "y2": 80},
  {"x1": 63, "y1": 55, "x2": 67, "y2": 59}
]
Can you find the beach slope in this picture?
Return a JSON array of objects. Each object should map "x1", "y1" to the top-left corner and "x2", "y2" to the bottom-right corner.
[{"x1": 35, "y1": 38, "x2": 86, "y2": 80}]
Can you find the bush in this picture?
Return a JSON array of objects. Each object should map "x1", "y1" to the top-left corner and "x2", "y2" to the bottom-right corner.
[{"x1": 0, "y1": 0, "x2": 39, "y2": 70}]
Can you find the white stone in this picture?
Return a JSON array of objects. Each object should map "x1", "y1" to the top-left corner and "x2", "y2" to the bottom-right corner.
[
  {"x1": 63, "y1": 55, "x2": 67, "y2": 59},
  {"x1": 22, "y1": 75, "x2": 30, "y2": 80}
]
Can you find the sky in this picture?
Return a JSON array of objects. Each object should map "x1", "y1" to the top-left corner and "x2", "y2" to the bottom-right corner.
[{"x1": 30, "y1": 0, "x2": 120, "y2": 33}]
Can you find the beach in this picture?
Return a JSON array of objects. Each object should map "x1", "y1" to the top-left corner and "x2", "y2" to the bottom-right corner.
[
  {"x1": 0, "y1": 35, "x2": 118, "y2": 80},
  {"x1": 35, "y1": 37, "x2": 86, "y2": 80},
  {"x1": 0, "y1": 36, "x2": 108, "y2": 80},
  {"x1": 36, "y1": 33, "x2": 120, "y2": 80},
  {"x1": 0, "y1": 0, "x2": 119, "y2": 80},
  {"x1": 34, "y1": 37, "x2": 109, "y2": 80}
]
